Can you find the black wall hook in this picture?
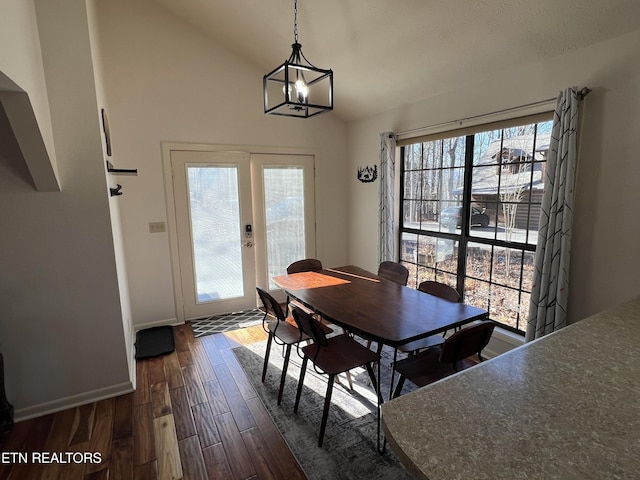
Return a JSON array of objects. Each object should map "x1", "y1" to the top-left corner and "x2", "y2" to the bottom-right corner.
[{"x1": 110, "y1": 184, "x2": 123, "y2": 197}]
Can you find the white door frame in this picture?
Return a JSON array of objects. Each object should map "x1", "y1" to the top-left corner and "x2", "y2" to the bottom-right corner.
[{"x1": 161, "y1": 142, "x2": 321, "y2": 323}]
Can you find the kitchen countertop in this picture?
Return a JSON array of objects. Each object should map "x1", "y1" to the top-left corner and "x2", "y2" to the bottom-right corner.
[{"x1": 381, "y1": 296, "x2": 640, "y2": 480}]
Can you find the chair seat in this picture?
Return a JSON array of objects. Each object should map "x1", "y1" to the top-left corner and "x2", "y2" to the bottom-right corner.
[
  {"x1": 394, "y1": 347, "x2": 475, "y2": 387},
  {"x1": 267, "y1": 319, "x2": 307, "y2": 344},
  {"x1": 398, "y1": 334, "x2": 445, "y2": 353},
  {"x1": 301, "y1": 334, "x2": 378, "y2": 375}
]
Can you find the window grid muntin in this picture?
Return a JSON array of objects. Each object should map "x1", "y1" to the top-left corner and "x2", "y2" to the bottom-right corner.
[
  {"x1": 400, "y1": 232, "x2": 460, "y2": 291},
  {"x1": 399, "y1": 118, "x2": 551, "y2": 335}
]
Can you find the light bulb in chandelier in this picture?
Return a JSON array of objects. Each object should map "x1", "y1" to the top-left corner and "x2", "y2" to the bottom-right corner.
[
  {"x1": 283, "y1": 78, "x2": 309, "y2": 109},
  {"x1": 294, "y1": 79, "x2": 309, "y2": 102},
  {"x1": 282, "y1": 79, "x2": 309, "y2": 99}
]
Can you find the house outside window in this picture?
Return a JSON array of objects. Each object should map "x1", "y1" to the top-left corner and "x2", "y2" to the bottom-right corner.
[{"x1": 399, "y1": 114, "x2": 553, "y2": 334}]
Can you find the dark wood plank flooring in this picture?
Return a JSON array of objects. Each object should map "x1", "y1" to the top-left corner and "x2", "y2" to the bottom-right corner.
[{"x1": 0, "y1": 324, "x2": 307, "y2": 480}]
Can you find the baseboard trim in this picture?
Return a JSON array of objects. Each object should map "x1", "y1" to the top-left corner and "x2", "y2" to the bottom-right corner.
[
  {"x1": 134, "y1": 318, "x2": 183, "y2": 332},
  {"x1": 14, "y1": 381, "x2": 135, "y2": 422}
]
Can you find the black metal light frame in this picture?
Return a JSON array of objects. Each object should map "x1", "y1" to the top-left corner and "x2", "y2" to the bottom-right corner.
[{"x1": 263, "y1": 1, "x2": 333, "y2": 118}]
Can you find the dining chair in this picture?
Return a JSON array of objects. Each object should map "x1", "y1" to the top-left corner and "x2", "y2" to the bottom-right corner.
[
  {"x1": 381, "y1": 280, "x2": 461, "y2": 399},
  {"x1": 256, "y1": 286, "x2": 308, "y2": 406},
  {"x1": 285, "y1": 258, "x2": 323, "y2": 316},
  {"x1": 287, "y1": 259, "x2": 364, "y2": 391},
  {"x1": 291, "y1": 307, "x2": 381, "y2": 447},
  {"x1": 284, "y1": 259, "x2": 323, "y2": 314},
  {"x1": 377, "y1": 261, "x2": 409, "y2": 286},
  {"x1": 418, "y1": 280, "x2": 461, "y2": 302},
  {"x1": 392, "y1": 320, "x2": 495, "y2": 398},
  {"x1": 396, "y1": 280, "x2": 462, "y2": 355},
  {"x1": 286, "y1": 258, "x2": 323, "y2": 274},
  {"x1": 363, "y1": 262, "x2": 410, "y2": 389}
]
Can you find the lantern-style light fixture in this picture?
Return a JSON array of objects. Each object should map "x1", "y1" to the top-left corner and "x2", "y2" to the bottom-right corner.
[{"x1": 263, "y1": 0, "x2": 333, "y2": 118}]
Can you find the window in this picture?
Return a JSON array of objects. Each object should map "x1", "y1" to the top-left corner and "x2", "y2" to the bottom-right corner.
[{"x1": 399, "y1": 115, "x2": 553, "y2": 334}]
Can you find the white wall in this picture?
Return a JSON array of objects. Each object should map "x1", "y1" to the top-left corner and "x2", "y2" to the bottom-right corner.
[
  {"x1": 0, "y1": 0, "x2": 132, "y2": 418},
  {"x1": 93, "y1": 0, "x2": 349, "y2": 327},
  {"x1": 87, "y1": 0, "x2": 135, "y2": 371},
  {"x1": 348, "y1": 29, "x2": 640, "y2": 328},
  {"x1": 0, "y1": 1, "x2": 54, "y2": 161}
]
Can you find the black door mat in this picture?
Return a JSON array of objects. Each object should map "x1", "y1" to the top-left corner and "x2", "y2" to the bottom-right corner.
[{"x1": 135, "y1": 326, "x2": 175, "y2": 359}]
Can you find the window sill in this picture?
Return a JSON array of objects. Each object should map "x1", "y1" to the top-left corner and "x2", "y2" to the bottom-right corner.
[{"x1": 484, "y1": 326, "x2": 525, "y2": 358}]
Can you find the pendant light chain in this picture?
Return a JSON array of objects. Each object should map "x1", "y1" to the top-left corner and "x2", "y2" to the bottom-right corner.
[{"x1": 293, "y1": 0, "x2": 299, "y2": 44}]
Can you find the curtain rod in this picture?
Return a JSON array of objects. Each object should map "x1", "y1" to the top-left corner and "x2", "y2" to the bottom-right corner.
[
  {"x1": 397, "y1": 87, "x2": 591, "y2": 137},
  {"x1": 577, "y1": 87, "x2": 592, "y2": 99}
]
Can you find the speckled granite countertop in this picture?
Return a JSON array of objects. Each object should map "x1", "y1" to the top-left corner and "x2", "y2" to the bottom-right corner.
[{"x1": 382, "y1": 296, "x2": 640, "y2": 480}]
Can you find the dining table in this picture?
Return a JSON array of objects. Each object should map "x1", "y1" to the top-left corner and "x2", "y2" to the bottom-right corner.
[{"x1": 272, "y1": 264, "x2": 489, "y2": 451}]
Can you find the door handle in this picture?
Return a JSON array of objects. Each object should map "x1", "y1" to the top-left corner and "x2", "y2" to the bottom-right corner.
[{"x1": 243, "y1": 241, "x2": 254, "y2": 248}]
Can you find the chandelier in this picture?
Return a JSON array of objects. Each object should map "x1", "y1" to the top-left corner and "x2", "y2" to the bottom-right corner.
[{"x1": 263, "y1": 0, "x2": 333, "y2": 118}]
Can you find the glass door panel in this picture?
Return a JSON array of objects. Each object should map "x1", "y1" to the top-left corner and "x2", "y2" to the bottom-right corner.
[
  {"x1": 170, "y1": 150, "x2": 255, "y2": 319},
  {"x1": 187, "y1": 165, "x2": 244, "y2": 302},
  {"x1": 263, "y1": 166, "x2": 306, "y2": 290},
  {"x1": 251, "y1": 154, "x2": 316, "y2": 302}
]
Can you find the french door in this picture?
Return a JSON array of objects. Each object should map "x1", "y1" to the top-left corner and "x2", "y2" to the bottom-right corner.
[{"x1": 167, "y1": 148, "x2": 316, "y2": 321}]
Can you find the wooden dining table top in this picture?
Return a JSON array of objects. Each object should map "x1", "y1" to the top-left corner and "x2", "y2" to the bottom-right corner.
[{"x1": 273, "y1": 265, "x2": 488, "y2": 348}]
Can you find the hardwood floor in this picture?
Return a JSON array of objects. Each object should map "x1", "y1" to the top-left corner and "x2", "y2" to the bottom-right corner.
[{"x1": 0, "y1": 324, "x2": 307, "y2": 480}]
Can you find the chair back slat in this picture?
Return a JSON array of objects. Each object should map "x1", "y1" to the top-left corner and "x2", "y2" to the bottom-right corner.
[
  {"x1": 418, "y1": 280, "x2": 460, "y2": 303},
  {"x1": 292, "y1": 307, "x2": 329, "y2": 346},
  {"x1": 287, "y1": 259, "x2": 323, "y2": 274},
  {"x1": 377, "y1": 261, "x2": 409, "y2": 286},
  {"x1": 440, "y1": 321, "x2": 495, "y2": 365}
]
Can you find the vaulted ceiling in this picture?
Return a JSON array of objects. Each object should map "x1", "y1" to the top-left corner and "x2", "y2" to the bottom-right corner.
[{"x1": 151, "y1": 0, "x2": 640, "y2": 122}]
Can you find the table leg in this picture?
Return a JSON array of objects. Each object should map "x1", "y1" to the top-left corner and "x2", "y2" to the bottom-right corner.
[
  {"x1": 376, "y1": 343, "x2": 386, "y2": 454},
  {"x1": 388, "y1": 347, "x2": 398, "y2": 400}
]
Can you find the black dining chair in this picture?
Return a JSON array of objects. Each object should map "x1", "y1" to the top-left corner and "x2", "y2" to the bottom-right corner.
[
  {"x1": 291, "y1": 307, "x2": 381, "y2": 447},
  {"x1": 256, "y1": 286, "x2": 308, "y2": 405},
  {"x1": 377, "y1": 261, "x2": 409, "y2": 286},
  {"x1": 392, "y1": 320, "x2": 495, "y2": 398}
]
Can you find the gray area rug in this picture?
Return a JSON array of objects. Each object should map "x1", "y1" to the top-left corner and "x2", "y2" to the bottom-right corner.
[
  {"x1": 232, "y1": 339, "x2": 414, "y2": 480},
  {"x1": 190, "y1": 309, "x2": 264, "y2": 337}
]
